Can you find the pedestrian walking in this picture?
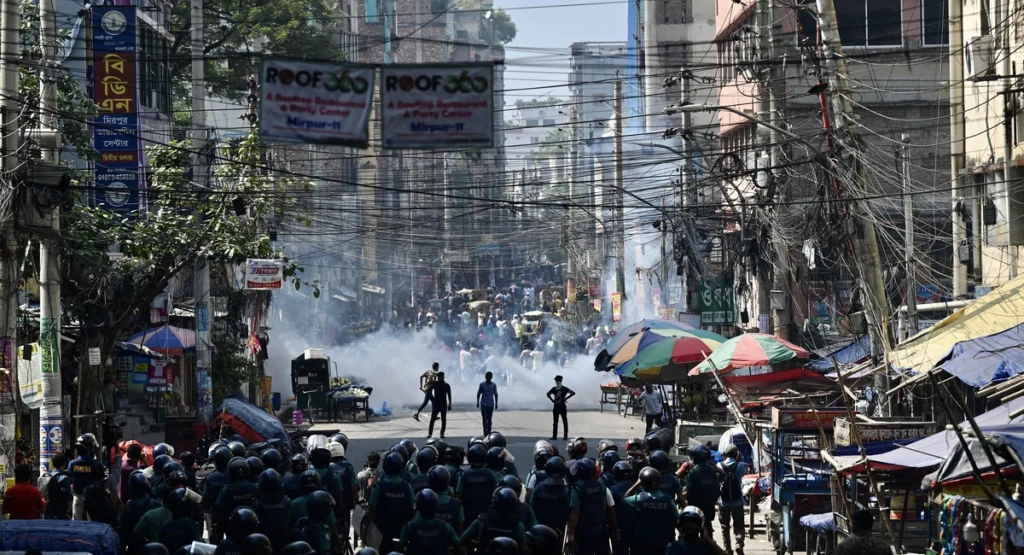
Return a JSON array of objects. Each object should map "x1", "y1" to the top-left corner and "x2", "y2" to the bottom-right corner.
[
  {"x1": 638, "y1": 384, "x2": 664, "y2": 433},
  {"x1": 477, "y1": 371, "x2": 499, "y2": 435},
  {"x1": 547, "y1": 376, "x2": 575, "y2": 440},
  {"x1": 2, "y1": 463, "x2": 45, "y2": 519},
  {"x1": 717, "y1": 444, "x2": 748, "y2": 555},
  {"x1": 412, "y1": 362, "x2": 440, "y2": 422},
  {"x1": 428, "y1": 372, "x2": 453, "y2": 439}
]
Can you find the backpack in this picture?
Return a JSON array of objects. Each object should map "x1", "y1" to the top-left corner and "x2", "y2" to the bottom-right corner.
[{"x1": 720, "y1": 461, "x2": 742, "y2": 503}]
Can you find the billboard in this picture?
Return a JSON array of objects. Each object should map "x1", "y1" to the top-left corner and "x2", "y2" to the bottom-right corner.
[
  {"x1": 259, "y1": 59, "x2": 374, "y2": 147},
  {"x1": 699, "y1": 279, "x2": 735, "y2": 325},
  {"x1": 380, "y1": 64, "x2": 495, "y2": 149},
  {"x1": 245, "y1": 259, "x2": 284, "y2": 290},
  {"x1": 91, "y1": 6, "x2": 142, "y2": 214}
]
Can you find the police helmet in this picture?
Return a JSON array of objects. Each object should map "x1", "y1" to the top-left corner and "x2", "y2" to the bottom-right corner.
[
  {"x1": 213, "y1": 445, "x2": 233, "y2": 471},
  {"x1": 290, "y1": 453, "x2": 308, "y2": 474},
  {"x1": 639, "y1": 467, "x2": 662, "y2": 491},
  {"x1": 468, "y1": 436, "x2": 486, "y2": 448},
  {"x1": 525, "y1": 525, "x2": 561, "y2": 554},
  {"x1": 416, "y1": 446, "x2": 438, "y2": 472},
  {"x1": 467, "y1": 444, "x2": 488, "y2": 466},
  {"x1": 492, "y1": 487, "x2": 519, "y2": 514},
  {"x1": 425, "y1": 437, "x2": 449, "y2": 457},
  {"x1": 228, "y1": 441, "x2": 248, "y2": 458},
  {"x1": 399, "y1": 439, "x2": 418, "y2": 457},
  {"x1": 76, "y1": 433, "x2": 98, "y2": 455},
  {"x1": 153, "y1": 454, "x2": 173, "y2": 476},
  {"x1": 567, "y1": 437, "x2": 588, "y2": 459},
  {"x1": 612, "y1": 461, "x2": 632, "y2": 482},
  {"x1": 329, "y1": 433, "x2": 349, "y2": 450},
  {"x1": 679, "y1": 506, "x2": 705, "y2": 533},
  {"x1": 624, "y1": 437, "x2": 645, "y2": 454},
  {"x1": 246, "y1": 456, "x2": 265, "y2": 477},
  {"x1": 534, "y1": 449, "x2": 552, "y2": 470},
  {"x1": 533, "y1": 440, "x2": 559, "y2": 457},
  {"x1": 228, "y1": 457, "x2": 251, "y2": 482},
  {"x1": 241, "y1": 534, "x2": 273, "y2": 555},
  {"x1": 428, "y1": 465, "x2": 451, "y2": 492},
  {"x1": 330, "y1": 444, "x2": 346, "y2": 460},
  {"x1": 601, "y1": 450, "x2": 621, "y2": 471},
  {"x1": 299, "y1": 469, "x2": 323, "y2": 492},
  {"x1": 486, "y1": 537, "x2": 519, "y2": 555},
  {"x1": 165, "y1": 487, "x2": 189, "y2": 516},
  {"x1": 597, "y1": 439, "x2": 618, "y2": 454},
  {"x1": 307, "y1": 490, "x2": 335, "y2": 519},
  {"x1": 282, "y1": 542, "x2": 316, "y2": 555},
  {"x1": 129, "y1": 470, "x2": 151, "y2": 496},
  {"x1": 153, "y1": 443, "x2": 175, "y2": 459},
  {"x1": 389, "y1": 444, "x2": 410, "y2": 463},
  {"x1": 166, "y1": 470, "x2": 189, "y2": 488},
  {"x1": 486, "y1": 447, "x2": 505, "y2": 471},
  {"x1": 446, "y1": 446, "x2": 465, "y2": 466},
  {"x1": 310, "y1": 446, "x2": 332, "y2": 468},
  {"x1": 382, "y1": 451, "x2": 405, "y2": 476},
  {"x1": 574, "y1": 457, "x2": 597, "y2": 480},
  {"x1": 485, "y1": 432, "x2": 507, "y2": 449},
  {"x1": 499, "y1": 474, "x2": 523, "y2": 496},
  {"x1": 260, "y1": 448, "x2": 283, "y2": 472},
  {"x1": 141, "y1": 543, "x2": 171, "y2": 555},
  {"x1": 258, "y1": 468, "x2": 282, "y2": 494},
  {"x1": 689, "y1": 444, "x2": 711, "y2": 464},
  {"x1": 354, "y1": 549, "x2": 380, "y2": 555},
  {"x1": 650, "y1": 450, "x2": 671, "y2": 472},
  {"x1": 229, "y1": 507, "x2": 261, "y2": 540},
  {"x1": 543, "y1": 456, "x2": 566, "y2": 478},
  {"x1": 162, "y1": 460, "x2": 184, "y2": 479},
  {"x1": 416, "y1": 488, "x2": 440, "y2": 518}
]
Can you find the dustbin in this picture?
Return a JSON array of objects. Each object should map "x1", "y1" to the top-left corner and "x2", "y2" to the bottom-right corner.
[{"x1": 272, "y1": 392, "x2": 281, "y2": 411}]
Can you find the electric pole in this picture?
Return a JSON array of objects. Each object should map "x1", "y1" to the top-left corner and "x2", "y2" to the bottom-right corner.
[
  {"x1": 900, "y1": 135, "x2": 917, "y2": 341},
  {"x1": 680, "y1": 70, "x2": 696, "y2": 314},
  {"x1": 0, "y1": 0, "x2": 18, "y2": 481},
  {"x1": 192, "y1": 0, "x2": 212, "y2": 422},
  {"x1": 614, "y1": 79, "x2": 625, "y2": 321},
  {"x1": 949, "y1": 0, "x2": 969, "y2": 297}
]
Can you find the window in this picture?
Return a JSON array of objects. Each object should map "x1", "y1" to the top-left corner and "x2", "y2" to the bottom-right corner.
[
  {"x1": 543, "y1": 118, "x2": 555, "y2": 126},
  {"x1": 526, "y1": 119, "x2": 538, "y2": 127},
  {"x1": 923, "y1": 0, "x2": 948, "y2": 45},
  {"x1": 799, "y1": 0, "x2": 902, "y2": 47},
  {"x1": 366, "y1": 0, "x2": 378, "y2": 22},
  {"x1": 139, "y1": 24, "x2": 171, "y2": 114},
  {"x1": 531, "y1": 137, "x2": 540, "y2": 144}
]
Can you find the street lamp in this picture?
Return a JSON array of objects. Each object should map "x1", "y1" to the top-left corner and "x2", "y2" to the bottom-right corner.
[{"x1": 664, "y1": 103, "x2": 817, "y2": 153}]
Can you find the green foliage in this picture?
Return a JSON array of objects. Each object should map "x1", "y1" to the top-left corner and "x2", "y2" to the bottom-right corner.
[
  {"x1": 212, "y1": 348, "x2": 259, "y2": 403},
  {"x1": 480, "y1": 9, "x2": 516, "y2": 47},
  {"x1": 530, "y1": 128, "x2": 569, "y2": 158}
]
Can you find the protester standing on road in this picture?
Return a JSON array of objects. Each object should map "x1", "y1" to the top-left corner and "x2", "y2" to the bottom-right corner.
[
  {"x1": 547, "y1": 376, "x2": 575, "y2": 440},
  {"x1": 638, "y1": 384, "x2": 664, "y2": 433},
  {"x1": 477, "y1": 371, "x2": 499, "y2": 435},
  {"x1": 412, "y1": 362, "x2": 440, "y2": 422},
  {"x1": 428, "y1": 372, "x2": 453, "y2": 439}
]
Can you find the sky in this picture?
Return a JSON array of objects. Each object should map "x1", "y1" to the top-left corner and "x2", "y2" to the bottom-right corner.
[{"x1": 492, "y1": 0, "x2": 626, "y2": 107}]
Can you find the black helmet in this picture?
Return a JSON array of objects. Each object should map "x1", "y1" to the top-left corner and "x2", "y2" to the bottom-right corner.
[
  {"x1": 383, "y1": 451, "x2": 405, "y2": 476},
  {"x1": 645, "y1": 435, "x2": 663, "y2": 452},
  {"x1": 329, "y1": 433, "x2": 349, "y2": 450},
  {"x1": 260, "y1": 448, "x2": 283, "y2": 472},
  {"x1": 639, "y1": 467, "x2": 662, "y2": 491},
  {"x1": 153, "y1": 454, "x2": 172, "y2": 476},
  {"x1": 485, "y1": 432, "x2": 507, "y2": 449},
  {"x1": 534, "y1": 449, "x2": 552, "y2": 470},
  {"x1": 467, "y1": 444, "x2": 487, "y2": 466},
  {"x1": 246, "y1": 456, "x2": 265, "y2": 477},
  {"x1": 162, "y1": 460, "x2": 183, "y2": 479},
  {"x1": 492, "y1": 487, "x2": 519, "y2": 513},
  {"x1": 567, "y1": 437, "x2": 588, "y2": 459},
  {"x1": 468, "y1": 436, "x2": 485, "y2": 448},
  {"x1": 228, "y1": 457, "x2": 251, "y2": 482},
  {"x1": 446, "y1": 446, "x2": 465, "y2": 467},
  {"x1": 390, "y1": 444, "x2": 410, "y2": 463},
  {"x1": 241, "y1": 534, "x2": 273, "y2": 555},
  {"x1": 425, "y1": 437, "x2": 449, "y2": 457},
  {"x1": 574, "y1": 457, "x2": 597, "y2": 480},
  {"x1": 282, "y1": 542, "x2": 316, "y2": 555},
  {"x1": 680, "y1": 506, "x2": 705, "y2": 533},
  {"x1": 290, "y1": 453, "x2": 308, "y2": 474},
  {"x1": 141, "y1": 544, "x2": 170, "y2": 555},
  {"x1": 690, "y1": 444, "x2": 711, "y2": 464},
  {"x1": 213, "y1": 445, "x2": 233, "y2": 471},
  {"x1": 228, "y1": 441, "x2": 248, "y2": 458},
  {"x1": 650, "y1": 450, "x2": 671, "y2": 472},
  {"x1": 487, "y1": 537, "x2": 519, "y2": 555},
  {"x1": 416, "y1": 446, "x2": 439, "y2": 472},
  {"x1": 229, "y1": 507, "x2": 260, "y2": 541},
  {"x1": 310, "y1": 446, "x2": 331, "y2": 468},
  {"x1": 499, "y1": 474, "x2": 523, "y2": 496},
  {"x1": 533, "y1": 440, "x2": 559, "y2": 457},
  {"x1": 129, "y1": 470, "x2": 151, "y2": 496},
  {"x1": 299, "y1": 469, "x2": 323, "y2": 492},
  {"x1": 153, "y1": 443, "x2": 174, "y2": 459},
  {"x1": 76, "y1": 433, "x2": 98, "y2": 455},
  {"x1": 601, "y1": 450, "x2": 621, "y2": 471},
  {"x1": 526, "y1": 525, "x2": 561, "y2": 554},
  {"x1": 486, "y1": 447, "x2": 505, "y2": 471},
  {"x1": 355, "y1": 549, "x2": 380, "y2": 555},
  {"x1": 428, "y1": 465, "x2": 451, "y2": 492},
  {"x1": 544, "y1": 456, "x2": 566, "y2": 478},
  {"x1": 399, "y1": 439, "x2": 418, "y2": 456},
  {"x1": 612, "y1": 460, "x2": 632, "y2": 481},
  {"x1": 597, "y1": 439, "x2": 617, "y2": 454},
  {"x1": 166, "y1": 470, "x2": 189, "y2": 488},
  {"x1": 307, "y1": 490, "x2": 334, "y2": 520},
  {"x1": 416, "y1": 488, "x2": 440, "y2": 518},
  {"x1": 165, "y1": 487, "x2": 189, "y2": 516},
  {"x1": 259, "y1": 468, "x2": 282, "y2": 494}
]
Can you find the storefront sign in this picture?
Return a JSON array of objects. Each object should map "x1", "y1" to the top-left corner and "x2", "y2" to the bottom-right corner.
[
  {"x1": 834, "y1": 418, "x2": 935, "y2": 447},
  {"x1": 611, "y1": 292, "x2": 622, "y2": 322},
  {"x1": 771, "y1": 407, "x2": 846, "y2": 430},
  {"x1": 380, "y1": 64, "x2": 494, "y2": 149},
  {"x1": 245, "y1": 259, "x2": 284, "y2": 289},
  {"x1": 132, "y1": 358, "x2": 149, "y2": 384},
  {"x1": 658, "y1": 307, "x2": 676, "y2": 320},
  {"x1": 699, "y1": 279, "x2": 735, "y2": 325},
  {"x1": 259, "y1": 59, "x2": 373, "y2": 146}
]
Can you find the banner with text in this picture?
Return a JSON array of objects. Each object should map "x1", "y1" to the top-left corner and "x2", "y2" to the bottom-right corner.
[
  {"x1": 381, "y1": 64, "x2": 494, "y2": 149},
  {"x1": 91, "y1": 6, "x2": 142, "y2": 214},
  {"x1": 259, "y1": 59, "x2": 373, "y2": 147},
  {"x1": 245, "y1": 259, "x2": 284, "y2": 290}
]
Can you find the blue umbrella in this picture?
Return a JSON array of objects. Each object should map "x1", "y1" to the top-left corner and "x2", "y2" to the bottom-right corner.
[{"x1": 125, "y1": 325, "x2": 196, "y2": 355}]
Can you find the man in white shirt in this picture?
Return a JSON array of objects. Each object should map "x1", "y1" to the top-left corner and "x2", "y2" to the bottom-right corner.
[{"x1": 638, "y1": 383, "x2": 664, "y2": 433}]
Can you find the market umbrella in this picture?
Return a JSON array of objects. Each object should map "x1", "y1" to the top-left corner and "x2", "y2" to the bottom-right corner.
[
  {"x1": 125, "y1": 324, "x2": 196, "y2": 355},
  {"x1": 604, "y1": 328, "x2": 725, "y2": 368},
  {"x1": 691, "y1": 333, "x2": 810, "y2": 375},
  {"x1": 595, "y1": 319, "x2": 704, "y2": 370},
  {"x1": 617, "y1": 334, "x2": 724, "y2": 382}
]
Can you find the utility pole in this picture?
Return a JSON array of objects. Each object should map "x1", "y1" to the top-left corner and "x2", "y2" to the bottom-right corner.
[
  {"x1": 192, "y1": 0, "x2": 212, "y2": 422},
  {"x1": 613, "y1": 79, "x2": 625, "y2": 321},
  {"x1": 899, "y1": 135, "x2": 917, "y2": 341},
  {"x1": 0, "y1": 0, "x2": 18, "y2": 481},
  {"x1": 680, "y1": 71, "x2": 696, "y2": 314},
  {"x1": 950, "y1": 0, "x2": 969, "y2": 297}
]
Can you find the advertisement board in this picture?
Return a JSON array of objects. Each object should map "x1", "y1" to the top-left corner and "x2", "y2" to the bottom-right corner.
[
  {"x1": 245, "y1": 259, "x2": 284, "y2": 289},
  {"x1": 770, "y1": 407, "x2": 846, "y2": 430},
  {"x1": 834, "y1": 418, "x2": 935, "y2": 447},
  {"x1": 699, "y1": 279, "x2": 735, "y2": 325},
  {"x1": 380, "y1": 64, "x2": 495, "y2": 149},
  {"x1": 612, "y1": 292, "x2": 622, "y2": 322},
  {"x1": 259, "y1": 59, "x2": 374, "y2": 146}
]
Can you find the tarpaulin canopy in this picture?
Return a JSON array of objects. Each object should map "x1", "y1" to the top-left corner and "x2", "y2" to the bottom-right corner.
[
  {"x1": 925, "y1": 425, "x2": 1024, "y2": 487},
  {"x1": 723, "y1": 367, "x2": 837, "y2": 395},
  {"x1": 810, "y1": 336, "x2": 871, "y2": 371},
  {"x1": 894, "y1": 323, "x2": 1024, "y2": 392},
  {"x1": 212, "y1": 396, "x2": 291, "y2": 454}
]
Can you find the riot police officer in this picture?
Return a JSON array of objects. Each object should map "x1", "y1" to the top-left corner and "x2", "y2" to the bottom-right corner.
[
  {"x1": 283, "y1": 454, "x2": 308, "y2": 501},
  {"x1": 499, "y1": 475, "x2": 536, "y2": 529},
  {"x1": 260, "y1": 449, "x2": 283, "y2": 475},
  {"x1": 457, "y1": 444, "x2": 497, "y2": 528},
  {"x1": 608, "y1": 461, "x2": 635, "y2": 555},
  {"x1": 529, "y1": 456, "x2": 569, "y2": 542},
  {"x1": 204, "y1": 446, "x2": 234, "y2": 543},
  {"x1": 650, "y1": 450, "x2": 684, "y2": 507},
  {"x1": 428, "y1": 465, "x2": 465, "y2": 535},
  {"x1": 524, "y1": 525, "x2": 561, "y2": 555},
  {"x1": 149, "y1": 455, "x2": 173, "y2": 490},
  {"x1": 367, "y1": 451, "x2": 414, "y2": 554},
  {"x1": 216, "y1": 507, "x2": 260, "y2": 555},
  {"x1": 599, "y1": 451, "x2": 621, "y2": 488},
  {"x1": 524, "y1": 449, "x2": 552, "y2": 504},
  {"x1": 444, "y1": 447, "x2": 464, "y2": 490},
  {"x1": 246, "y1": 457, "x2": 265, "y2": 482},
  {"x1": 241, "y1": 533, "x2": 274, "y2": 555},
  {"x1": 624, "y1": 467, "x2": 679, "y2": 554},
  {"x1": 411, "y1": 446, "x2": 438, "y2": 494},
  {"x1": 69, "y1": 433, "x2": 100, "y2": 520},
  {"x1": 459, "y1": 488, "x2": 526, "y2": 553},
  {"x1": 486, "y1": 447, "x2": 507, "y2": 481},
  {"x1": 328, "y1": 442, "x2": 358, "y2": 527},
  {"x1": 568, "y1": 458, "x2": 618, "y2": 555},
  {"x1": 159, "y1": 488, "x2": 203, "y2": 554},
  {"x1": 253, "y1": 468, "x2": 291, "y2": 554},
  {"x1": 287, "y1": 470, "x2": 331, "y2": 531},
  {"x1": 214, "y1": 458, "x2": 259, "y2": 540},
  {"x1": 122, "y1": 471, "x2": 160, "y2": 555},
  {"x1": 397, "y1": 489, "x2": 461, "y2": 555},
  {"x1": 667, "y1": 506, "x2": 726, "y2": 555},
  {"x1": 294, "y1": 490, "x2": 342, "y2": 555},
  {"x1": 484, "y1": 432, "x2": 518, "y2": 478},
  {"x1": 681, "y1": 445, "x2": 719, "y2": 537}
]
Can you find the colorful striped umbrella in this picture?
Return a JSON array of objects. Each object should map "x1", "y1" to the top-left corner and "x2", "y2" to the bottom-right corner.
[
  {"x1": 604, "y1": 319, "x2": 696, "y2": 355},
  {"x1": 691, "y1": 333, "x2": 810, "y2": 375},
  {"x1": 617, "y1": 334, "x2": 725, "y2": 382}
]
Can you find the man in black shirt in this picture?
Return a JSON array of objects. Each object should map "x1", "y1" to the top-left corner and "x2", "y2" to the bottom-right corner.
[
  {"x1": 428, "y1": 372, "x2": 453, "y2": 439},
  {"x1": 547, "y1": 375, "x2": 576, "y2": 440}
]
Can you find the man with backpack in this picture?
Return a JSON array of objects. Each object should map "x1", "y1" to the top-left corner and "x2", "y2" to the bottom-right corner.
[
  {"x1": 41, "y1": 452, "x2": 73, "y2": 519},
  {"x1": 717, "y1": 444, "x2": 748, "y2": 555}
]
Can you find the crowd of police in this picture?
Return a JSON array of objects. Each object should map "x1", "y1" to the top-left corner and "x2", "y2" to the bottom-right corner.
[{"x1": 30, "y1": 429, "x2": 743, "y2": 555}]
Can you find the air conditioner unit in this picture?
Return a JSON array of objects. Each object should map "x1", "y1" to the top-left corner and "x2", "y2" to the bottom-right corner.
[{"x1": 967, "y1": 35, "x2": 996, "y2": 80}]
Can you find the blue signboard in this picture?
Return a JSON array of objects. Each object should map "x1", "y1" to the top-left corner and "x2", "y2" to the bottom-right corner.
[
  {"x1": 94, "y1": 113, "x2": 138, "y2": 151},
  {"x1": 95, "y1": 165, "x2": 141, "y2": 212},
  {"x1": 92, "y1": 7, "x2": 137, "y2": 52}
]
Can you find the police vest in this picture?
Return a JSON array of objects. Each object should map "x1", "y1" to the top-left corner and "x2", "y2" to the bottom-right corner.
[
  {"x1": 576, "y1": 480, "x2": 607, "y2": 532},
  {"x1": 476, "y1": 511, "x2": 521, "y2": 552},
  {"x1": 609, "y1": 482, "x2": 635, "y2": 534},
  {"x1": 217, "y1": 481, "x2": 257, "y2": 519},
  {"x1": 282, "y1": 473, "x2": 303, "y2": 500},
  {"x1": 159, "y1": 517, "x2": 198, "y2": 554},
  {"x1": 404, "y1": 518, "x2": 454, "y2": 555},
  {"x1": 203, "y1": 471, "x2": 230, "y2": 510},
  {"x1": 254, "y1": 495, "x2": 291, "y2": 552},
  {"x1": 660, "y1": 473, "x2": 681, "y2": 500},
  {"x1": 435, "y1": 495, "x2": 461, "y2": 529},
  {"x1": 531, "y1": 479, "x2": 568, "y2": 531},
  {"x1": 632, "y1": 492, "x2": 677, "y2": 542},
  {"x1": 121, "y1": 496, "x2": 159, "y2": 542},
  {"x1": 330, "y1": 460, "x2": 356, "y2": 509},
  {"x1": 374, "y1": 478, "x2": 413, "y2": 534},
  {"x1": 213, "y1": 538, "x2": 241, "y2": 555},
  {"x1": 460, "y1": 467, "x2": 496, "y2": 522},
  {"x1": 68, "y1": 456, "x2": 97, "y2": 495},
  {"x1": 686, "y1": 464, "x2": 719, "y2": 510},
  {"x1": 444, "y1": 465, "x2": 463, "y2": 489}
]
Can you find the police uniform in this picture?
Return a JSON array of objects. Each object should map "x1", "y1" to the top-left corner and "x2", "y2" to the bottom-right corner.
[
  {"x1": 572, "y1": 478, "x2": 611, "y2": 555},
  {"x1": 282, "y1": 472, "x2": 303, "y2": 501},
  {"x1": 529, "y1": 477, "x2": 569, "y2": 538},
  {"x1": 624, "y1": 491, "x2": 678, "y2": 554},
  {"x1": 254, "y1": 492, "x2": 292, "y2": 554},
  {"x1": 159, "y1": 516, "x2": 203, "y2": 554},
  {"x1": 456, "y1": 466, "x2": 496, "y2": 528},
  {"x1": 288, "y1": 493, "x2": 338, "y2": 530},
  {"x1": 410, "y1": 472, "x2": 431, "y2": 495},
  {"x1": 684, "y1": 463, "x2": 720, "y2": 535},
  {"x1": 463, "y1": 510, "x2": 527, "y2": 554},
  {"x1": 435, "y1": 491, "x2": 465, "y2": 534},
  {"x1": 203, "y1": 470, "x2": 231, "y2": 542},
  {"x1": 399, "y1": 515, "x2": 460, "y2": 555},
  {"x1": 444, "y1": 464, "x2": 463, "y2": 490},
  {"x1": 609, "y1": 481, "x2": 635, "y2": 555},
  {"x1": 213, "y1": 480, "x2": 259, "y2": 534},
  {"x1": 368, "y1": 475, "x2": 415, "y2": 554}
]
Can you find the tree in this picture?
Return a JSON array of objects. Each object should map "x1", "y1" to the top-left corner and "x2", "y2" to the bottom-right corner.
[{"x1": 480, "y1": 9, "x2": 517, "y2": 47}]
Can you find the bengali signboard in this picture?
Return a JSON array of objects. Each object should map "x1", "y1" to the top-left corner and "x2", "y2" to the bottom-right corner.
[
  {"x1": 834, "y1": 418, "x2": 935, "y2": 447},
  {"x1": 91, "y1": 6, "x2": 142, "y2": 214},
  {"x1": 612, "y1": 292, "x2": 622, "y2": 322},
  {"x1": 245, "y1": 259, "x2": 284, "y2": 290},
  {"x1": 699, "y1": 279, "x2": 735, "y2": 325},
  {"x1": 259, "y1": 59, "x2": 374, "y2": 146},
  {"x1": 770, "y1": 407, "x2": 846, "y2": 430},
  {"x1": 380, "y1": 64, "x2": 495, "y2": 149}
]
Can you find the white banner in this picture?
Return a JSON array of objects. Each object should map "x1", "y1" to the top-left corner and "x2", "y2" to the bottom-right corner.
[
  {"x1": 245, "y1": 259, "x2": 284, "y2": 290},
  {"x1": 381, "y1": 64, "x2": 495, "y2": 149},
  {"x1": 259, "y1": 59, "x2": 374, "y2": 147}
]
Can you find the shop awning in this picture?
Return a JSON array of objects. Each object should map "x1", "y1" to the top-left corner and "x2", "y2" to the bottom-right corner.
[
  {"x1": 810, "y1": 336, "x2": 871, "y2": 371},
  {"x1": 723, "y1": 367, "x2": 837, "y2": 395},
  {"x1": 927, "y1": 425, "x2": 1024, "y2": 486},
  {"x1": 894, "y1": 323, "x2": 1024, "y2": 393}
]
